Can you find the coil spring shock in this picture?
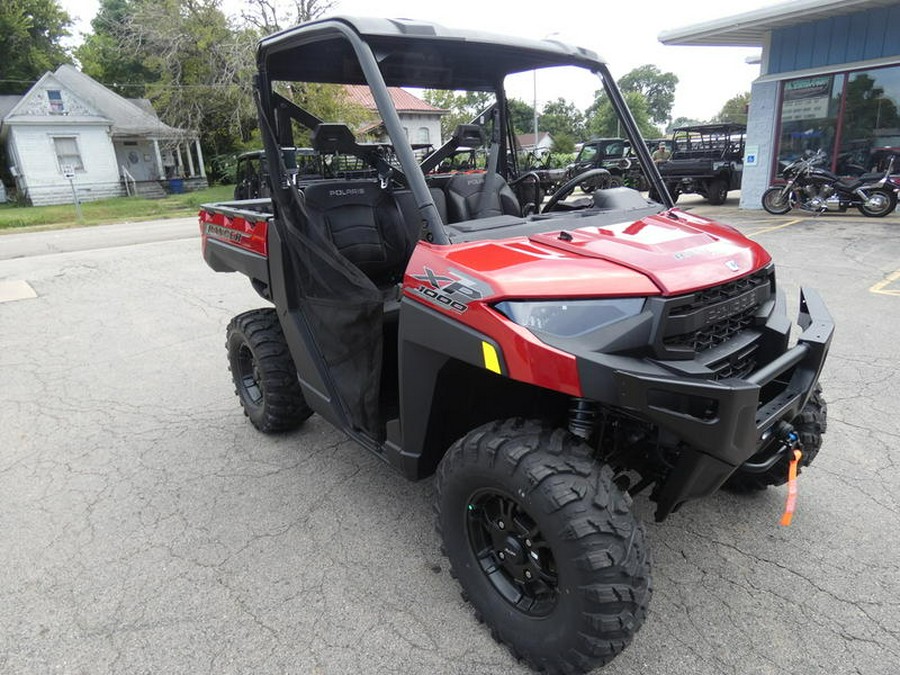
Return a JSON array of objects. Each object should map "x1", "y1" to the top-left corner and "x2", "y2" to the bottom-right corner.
[{"x1": 568, "y1": 397, "x2": 599, "y2": 439}]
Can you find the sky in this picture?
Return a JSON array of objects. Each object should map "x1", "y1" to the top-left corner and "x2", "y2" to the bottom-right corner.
[{"x1": 58, "y1": 0, "x2": 781, "y2": 122}]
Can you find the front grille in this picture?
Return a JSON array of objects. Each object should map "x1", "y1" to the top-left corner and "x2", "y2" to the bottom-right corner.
[
  {"x1": 655, "y1": 268, "x2": 774, "y2": 376},
  {"x1": 664, "y1": 305, "x2": 757, "y2": 352},
  {"x1": 668, "y1": 269, "x2": 771, "y2": 317}
]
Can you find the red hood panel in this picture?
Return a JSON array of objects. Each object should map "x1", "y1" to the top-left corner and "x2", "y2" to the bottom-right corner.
[{"x1": 528, "y1": 210, "x2": 771, "y2": 294}]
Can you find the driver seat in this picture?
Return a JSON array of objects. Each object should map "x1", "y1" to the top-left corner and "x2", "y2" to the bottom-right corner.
[
  {"x1": 444, "y1": 172, "x2": 521, "y2": 223},
  {"x1": 300, "y1": 179, "x2": 414, "y2": 288}
]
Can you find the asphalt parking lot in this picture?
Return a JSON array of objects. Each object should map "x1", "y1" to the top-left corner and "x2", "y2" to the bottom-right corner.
[{"x1": 1, "y1": 198, "x2": 899, "y2": 674}]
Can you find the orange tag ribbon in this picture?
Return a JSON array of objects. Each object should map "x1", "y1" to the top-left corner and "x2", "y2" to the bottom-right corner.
[{"x1": 779, "y1": 449, "x2": 803, "y2": 526}]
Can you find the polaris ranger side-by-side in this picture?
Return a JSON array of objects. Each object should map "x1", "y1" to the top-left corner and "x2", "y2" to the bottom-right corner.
[{"x1": 199, "y1": 17, "x2": 831, "y2": 673}]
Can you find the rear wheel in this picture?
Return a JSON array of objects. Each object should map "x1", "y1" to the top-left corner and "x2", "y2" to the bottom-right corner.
[
  {"x1": 435, "y1": 419, "x2": 651, "y2": 673},
  {"x1": 857, "y1": 187, "x2": 897, "y2": 217},
  {"x1": 761, "y1": 186, "x2": 793, "y2": 214},
  {"x1": 706, "y1": 178, "x2": 728, "y2": 205},
  {"x1": 226, "y1": 308, "x2": 313, "y2": 433},
  {"x1": 724, "y1": 386, "x2": 827, "y2": 492},
  {"x1": 607, "y1": 175, "x2": 625, "y2": 188}
]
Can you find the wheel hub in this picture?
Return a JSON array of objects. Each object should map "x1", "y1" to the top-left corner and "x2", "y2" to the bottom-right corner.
[{"x1": 466, "y1": 489, "x2": 558, "y2": 616}]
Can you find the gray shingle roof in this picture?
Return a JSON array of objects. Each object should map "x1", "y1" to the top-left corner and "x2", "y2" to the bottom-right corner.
[{"x1": 50, "y1": 65, "x2": 189, "y2": 138}]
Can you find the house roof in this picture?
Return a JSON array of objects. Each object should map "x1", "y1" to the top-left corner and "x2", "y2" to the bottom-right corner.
[
  {"x1": 516, "y1": 132, "x2": 553, "y2": 147},
  {"x1": 659, "y1": 0, "x2": 897, "y2": 47},
  {"x1": 52, "y1": 65, "x2": 188, "y2": 138},
  {"x1": 343, "y1": 84, "x2": 445, "y2": 114},
  {"x1": 0, "y1": 96, "x2": 21, "y2": 120},
  {"x1": 2, "y1": 65, "x2": 189, "y2": 140}
]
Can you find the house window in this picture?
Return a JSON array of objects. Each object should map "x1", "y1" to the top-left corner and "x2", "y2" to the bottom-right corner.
[
  {"x1": 48, "y1": 90, "x2": 65, "y2": 114},
  {"x1": 53, "y1": 136, "x2": 85, "y2": 173},
  {"x1": 418, "y1": 127, "x2": 430, "y2": 144}
]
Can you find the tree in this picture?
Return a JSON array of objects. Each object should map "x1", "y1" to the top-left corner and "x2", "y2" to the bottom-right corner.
[
  {"x1": 713, "y1": 92, "x2": 750, "y2": 125},
  {"x1": 585, "y1": 90, "x2": 659, "y2": 139},
  {"x1": 667, "y1": 116, "x2": 705, "y2": 133},
  {"x1": 0, "y1": 0, "x2": 72, "y2": 95},
  {"x1": 618, "y1": 64, "x2": 678, "y2": 127},
  {"x1": 507, "y1": 98, "x2": 535, "y2": 136},
  {"x1": 423, "y1": 90, "x2": 493, "y2": 141},
  {"x1": 540, "y1": 98, "x2": 585, "y2": 142},
  {"x1": 240, "y1": 0, "x2": 335, "y2": 33},
  {"x1": 89, "y1": 0, "x2": 259, "y2": 156},
  {"x1": 76, "y1": 0, "x2": 157, "y2": 98}
]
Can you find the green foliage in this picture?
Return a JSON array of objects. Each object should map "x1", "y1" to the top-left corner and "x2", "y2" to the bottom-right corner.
[
  {"x1": 618, "y1": 64, "x2": 678, "y2": 126},
  {"x1": 540, "y1": 98, "x2": 585, "y2": 142},
  {"x1": 508, "y1": 98, "x2": 536, "y2": 136},
  {"x1": 0, "y1": 0, "x2": 72, "y2": 95},
  {"x1": 547, "y1": 152, "x2": 576, "y2": 169},
  {"x1": 667, "y1": 116, "x2": 706, "y2": 133},
  {"x1": 552, "y1": 133, "x2": 576, "y2": 154},
  {"x1": 423, "y1": 90, "x2": 493, "y2": 142},
  {"x1": 75, "y1": 0, "x2": 156, "y2": 98},
  {"x1": 0, "y1": 184, "x2": 234, "y2": 230},
  {"x1": 712, "y1": 92, "x2": 751, "y2": 125},
  {"x1": 586, "y1": 91, "x2": 660, "y2": 139}
]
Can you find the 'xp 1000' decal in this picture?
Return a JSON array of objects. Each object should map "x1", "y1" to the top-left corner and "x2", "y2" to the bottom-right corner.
[{"x1": 411, "y1": 267, "x2": 489, "y2": 313}]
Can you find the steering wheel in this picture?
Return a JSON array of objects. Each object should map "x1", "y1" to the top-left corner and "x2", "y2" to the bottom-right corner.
[{"x1": 542, "y1": 168, "x2": 611, "y2": 213}]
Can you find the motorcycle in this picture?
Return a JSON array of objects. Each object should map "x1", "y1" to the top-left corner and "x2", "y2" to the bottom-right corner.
[{"x1": 761, "y1": 149, "x2": 900, "y2": 217}]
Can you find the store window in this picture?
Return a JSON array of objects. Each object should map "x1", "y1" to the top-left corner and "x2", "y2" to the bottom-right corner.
[
  {"x1": 839, "y1": 66, "x2": 900, "y2": 173},
  {"x1": 776, "y1": 64, "x2": 900, "y2": 176},
  {"x1": 776, "y1": 75, "x2": 843, "y2": 172}
]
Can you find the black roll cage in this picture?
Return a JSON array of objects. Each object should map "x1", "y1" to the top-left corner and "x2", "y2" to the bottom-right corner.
[{"x1": 254, "y1": 15, "x2": 674, "y2": 245}]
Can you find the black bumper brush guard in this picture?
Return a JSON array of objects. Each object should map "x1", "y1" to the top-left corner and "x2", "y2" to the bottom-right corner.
[{"x1": 585, "y1": 288, "x2": 832, "y2": 520}]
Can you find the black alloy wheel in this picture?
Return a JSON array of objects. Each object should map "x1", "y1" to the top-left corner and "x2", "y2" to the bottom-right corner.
[
  {"x1": 435, "y1": 418, "x2": 651, "y2": 673},
  {"x1": 465, "y1": 488, "x2": 558, "y2": 617}
]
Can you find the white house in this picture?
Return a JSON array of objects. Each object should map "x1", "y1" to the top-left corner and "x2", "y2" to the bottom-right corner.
[
  {"x1": 0, "y1": 65, "x2": 207, "y2": 206},
  {"x1": 344, "y1": 85, "x2": 445, "y2": 146}
]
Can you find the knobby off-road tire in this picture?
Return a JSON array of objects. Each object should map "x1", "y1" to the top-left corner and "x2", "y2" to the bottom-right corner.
[
  {"x1": 226, "y1": 308, "x2": 313, "y2": 433},
  {"x1": 724, "y1": 386, "x2": 827, "y2": 492},
  {"x1": 435, "y1": 419, "x2": 652, "y2": 673}
]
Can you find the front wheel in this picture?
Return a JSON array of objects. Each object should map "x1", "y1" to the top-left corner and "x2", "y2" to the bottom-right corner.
[
  {"x1": 857, "y1": 187, "x2": 897, "y2": 217},
  {"x1": 435, "y1": 419, "x2": 652, "y2": 673},
  {"x1": 226, "y1": 308, "x2": 313, "y2": 433},
  {"x1": 761, "y1": 186, "x2": 794, "y2": 214}
]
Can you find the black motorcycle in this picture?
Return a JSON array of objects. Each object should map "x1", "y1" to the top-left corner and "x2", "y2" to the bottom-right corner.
[{"x1": 762, "y1": 149, "x2": 899, "y2": 217}]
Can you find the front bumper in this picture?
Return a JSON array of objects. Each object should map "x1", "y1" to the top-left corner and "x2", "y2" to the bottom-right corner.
[{"x1": 573, "y1": 288, "x2": 833, "y2": 520}]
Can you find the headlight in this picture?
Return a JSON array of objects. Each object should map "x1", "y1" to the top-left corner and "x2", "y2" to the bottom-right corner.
[{"x1": 493, "y1": 298, "x2": 645, "y2": 338}]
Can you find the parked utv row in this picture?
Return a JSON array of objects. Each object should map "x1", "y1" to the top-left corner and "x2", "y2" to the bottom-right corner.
[{"x1": 199, "y1": 16, "x2": 832, "y2": 674}]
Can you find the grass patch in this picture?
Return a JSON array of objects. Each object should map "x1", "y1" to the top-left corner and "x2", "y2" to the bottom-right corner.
[{"x1": 0, "y1": 184, "x2": 235, "y2": 232}]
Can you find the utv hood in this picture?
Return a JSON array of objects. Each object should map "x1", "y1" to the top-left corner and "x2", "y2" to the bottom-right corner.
[
  {"x1": 528, "y1": 210, "x2": 771, "y2": 295},
  {"x1": 442, "y1": 209, "x2": 771, "y2": 299}
]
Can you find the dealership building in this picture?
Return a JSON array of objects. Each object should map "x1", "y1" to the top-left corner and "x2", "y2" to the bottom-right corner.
[{"x1": 660, "y1": 0, "x2": 900, "y2": 208}]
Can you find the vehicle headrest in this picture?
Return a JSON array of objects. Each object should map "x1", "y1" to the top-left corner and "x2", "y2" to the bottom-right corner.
[
  {"x1": 453, "y1": 124, "x2": 485, "y2": 147},
  {"x1": 312, "y1": 124, "x2": 358, "y2": 154}
]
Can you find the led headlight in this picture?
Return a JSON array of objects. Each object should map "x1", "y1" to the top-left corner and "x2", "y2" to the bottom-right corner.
[{"x1": 494, "y1": 298, "x2": 645, "y2": 338}]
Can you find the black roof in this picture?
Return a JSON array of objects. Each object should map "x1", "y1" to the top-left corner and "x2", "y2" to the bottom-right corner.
[
  {"x1": 257, "y1": 16, "x2": 606, "y2": 90},
  {"x1": 672, "y1": 123, "x2": 747, "y2": 134}
]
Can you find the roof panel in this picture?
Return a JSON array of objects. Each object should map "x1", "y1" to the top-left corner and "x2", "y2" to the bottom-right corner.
[{"x1": 659, "y1": 0, "x2": 899, "y2": 47}]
